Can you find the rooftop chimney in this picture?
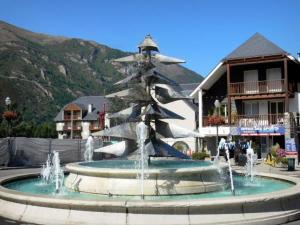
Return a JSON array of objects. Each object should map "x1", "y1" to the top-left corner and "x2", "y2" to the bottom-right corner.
[{"x1": 88, "y1": 104, "x2": 93, "y2": 113}]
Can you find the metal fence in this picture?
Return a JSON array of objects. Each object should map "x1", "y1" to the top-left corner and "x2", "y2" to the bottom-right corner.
[{"x1": 0, "y1": 137, "x2": 103, "y2": 167}]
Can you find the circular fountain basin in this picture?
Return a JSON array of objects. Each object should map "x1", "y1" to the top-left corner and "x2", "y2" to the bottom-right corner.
[
  {"x1": 65, "y1": 159, "x2": 227, "y2": 196},
  {"x1": 0, "y1": 172, "x2": 300, "y2": 225}
]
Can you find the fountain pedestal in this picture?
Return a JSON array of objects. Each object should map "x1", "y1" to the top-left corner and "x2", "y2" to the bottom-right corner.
[{"x1": 65, "y1": 161, "x2": 227, "y2": 196}]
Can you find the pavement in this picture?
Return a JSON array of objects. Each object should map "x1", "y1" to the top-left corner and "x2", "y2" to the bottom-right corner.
[{"x1": 0, "y1": 164, "x2": 300, "y2": 225}]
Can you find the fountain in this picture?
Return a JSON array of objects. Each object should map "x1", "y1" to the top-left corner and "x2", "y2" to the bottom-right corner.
[
  {"x1": 136, "y1": 122, "x2": 149, "y2": 199},
  {"x1": 0, "y1": 35, "x2": 300, "y2": 225},
  {"x1": 64, "y1": 34, "x2": 225, "y2": 196},
  {"x1": 214, "y1": 137, "x2": 235, "y2": 194},
  {"x1": 245, "y1": 141, "x2": 256, "y2": 182},
  {"x1": 52, "y1": 151, "x2": 64, "y2": 193},
  {"x1": 40, "y1": 153, "x2": 52, "y2": 183},
  {"x1": 40, "y1": 151, "x2": 64, "y2": 193},
  {"x1": 84, "y1": 135, "x2": 94, "y2": 162}
]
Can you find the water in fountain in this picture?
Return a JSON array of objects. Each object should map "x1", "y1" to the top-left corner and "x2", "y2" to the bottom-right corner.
[
  {"x1": 40, "y1": 151, "x2": 64, "y2": 193},
  {"x1": 84, "y1": 135, "x2": 94, "y2": 162},
  {"x1": 214, "y1": 138, "x2": 226, "y2": 166},
  {"x1": 245, "y1": 141, "x2": 256, "y2": 182},
  {"x1": 214, "y1": 137, "x2": 235, "y2": 194},
  {"x1": 52, "y1": 151, "x2": 64, "y2": 193},
  {"x1": 40, "y1": 153, "x2": 52, "y2": 183},
  {"x1": 225, "y1": 144, "x2": 235, "y2": 195},
  {"x1": 136, "y1": 122, "x2": 149, "y2": 199}
]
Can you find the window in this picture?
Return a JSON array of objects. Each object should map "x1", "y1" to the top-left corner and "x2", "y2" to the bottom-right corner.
[
  {"x1": 244, "y1": 70, "x2": 258, "y2": 94},
  {"x1": 244, "y1": 102, "x2": 259, "y2": 115},
  {"x1": 266, "y1": 68, "x2": 282, "y2": 92}
]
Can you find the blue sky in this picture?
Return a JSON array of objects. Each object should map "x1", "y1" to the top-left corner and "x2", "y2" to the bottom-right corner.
[{"x1": 1, "y1": 0, "x2": 300, "y2": 76}]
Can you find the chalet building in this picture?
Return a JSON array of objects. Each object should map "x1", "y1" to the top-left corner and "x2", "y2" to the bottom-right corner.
[
  {"x1": 191, "y1": 33, "x2": 300, "y2": 158},
  {"x1": 161, "y1": 83, "x2": 200, "y2": 154},
  {"x1": 54, "y1": 96, "x2": 108, "y2": 139}
]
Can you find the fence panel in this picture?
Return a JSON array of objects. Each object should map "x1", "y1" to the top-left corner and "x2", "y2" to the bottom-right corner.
[
  {"x1": 0, "y1": 137, "x2": 106, "y2": 166},
  {"x1": 0, "y1": 138, "x2": 9, "y2": 166}
]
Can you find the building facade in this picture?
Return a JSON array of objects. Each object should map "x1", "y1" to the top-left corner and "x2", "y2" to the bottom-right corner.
[
  {"x1": 191, "y1": 33, "x2": 300, "y2": 158},
  {"x1": 54, "y1": 96, "x2": 108, "y2": 139}
]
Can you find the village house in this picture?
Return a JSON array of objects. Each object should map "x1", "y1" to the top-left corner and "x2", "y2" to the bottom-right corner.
[
  {"x1": 54, "y1": 96, "x2": 108, "y2": 139},
  {"x1": 191, "y1": 33, "x2": 300, "y2": 158}
]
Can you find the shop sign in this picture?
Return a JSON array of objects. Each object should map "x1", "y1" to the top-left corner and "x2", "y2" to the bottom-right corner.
[
  {"x1": 285, "y1": 138, "x2": 298, "y2": 159},
  {"x1": 237, "y1": 126, "x2": 285, "y2": 136}
]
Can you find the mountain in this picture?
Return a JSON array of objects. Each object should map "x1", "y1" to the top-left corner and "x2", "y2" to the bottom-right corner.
[{"x1": 0, "y1": 20, "x2": 203, "y2": 122}]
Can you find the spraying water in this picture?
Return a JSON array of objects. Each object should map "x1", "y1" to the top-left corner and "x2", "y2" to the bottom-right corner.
[
  {"x1": 84, "y1": 135, "x2": 94, "y2": 162},
  {"x1": 52, "y1": 151, "x2": 64, "y2": 193},
  {"x1": 245, "y1": 141, "x2": 255, "y2": 182},
  {"x1": 136, "y1": 122, "x2": 149, "y2": 199},
  {"x1": 41, "y1": 154, "x2": 52, "y2": 183},
  {"x1": 225, "y1": 144, "x2": 235, "y2": 195},
  {"x1": 214, "y1": 138, "x2": 226, "y2": 166},
  {"x1": 214, "y1": 137, "x2": 235, "y2": 195},
  {"x1": 40, "y1": 151, "x2": 64, "y2": 193}
]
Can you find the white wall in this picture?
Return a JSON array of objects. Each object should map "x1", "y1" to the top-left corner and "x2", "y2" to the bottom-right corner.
[
  {"x1": 56, "y1": 123, "x2": 64, "y2": 131},
  {"x1": 160, "y1": 99, "x2": 197, "y2": 151},
  {"x1": 163, "y1": 137, "x2": 195, "y2": 155},
  {"x1": 289, "y1": 93, "x2": 300, "y2": 113},
  {"x1": 161, "y1": 100, "x2": 196, "y2": 130},
  {"x1": 199, "y1": 126, "x2": 230, "y2": 137}
]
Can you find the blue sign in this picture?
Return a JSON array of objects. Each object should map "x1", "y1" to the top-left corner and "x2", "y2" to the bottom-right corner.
[
  {"x1": 285, "y1": 138, "x2": 298, "y2": 158},
  {"x1": 285, "y1": 138, "x2": 297, "y2": 152},
  {"x1": 237, "y1": 126, "x2": 285, "y2": 136}
]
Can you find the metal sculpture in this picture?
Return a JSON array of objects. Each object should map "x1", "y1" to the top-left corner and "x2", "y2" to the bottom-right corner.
[{"x1": 95, "y1": 35, "x2": 197, "y2": 159}]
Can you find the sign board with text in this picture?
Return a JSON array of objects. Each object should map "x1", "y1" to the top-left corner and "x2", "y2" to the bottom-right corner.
[{"x1": 285, "y1": 138, "x2": 298, "y2": 159}]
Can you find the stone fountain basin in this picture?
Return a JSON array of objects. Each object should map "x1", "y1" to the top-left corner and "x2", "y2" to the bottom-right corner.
[
  {"x1": 0, "y1": 172, "x2": 300, "y2": 225},
  {"x1": 64, "y1": 161, "x2": 228, "y2": 196}
]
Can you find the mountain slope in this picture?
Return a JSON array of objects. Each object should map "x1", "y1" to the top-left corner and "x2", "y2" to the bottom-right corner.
[{"x1": 0, "y1": 21, "x2": 203, "y2": 122}]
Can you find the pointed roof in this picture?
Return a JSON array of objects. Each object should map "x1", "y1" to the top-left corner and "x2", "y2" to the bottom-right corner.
[
  {"x1": 138, "y1": 34, "x2": 159, "y2": 52},
  {"x1": 54, "y1": 96, "x2": 108, "y2": 122},
  {"x1": 225, "y1": 33, "x2": 287, "y2": 60}
]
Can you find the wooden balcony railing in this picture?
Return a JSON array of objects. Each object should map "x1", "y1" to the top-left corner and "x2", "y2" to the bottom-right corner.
[
  {"x1": 89, "y1": 125, "x2": 102, "y2": 131},
  {"x1": 63, "y1": 115, "x2": 81, "y2": 120},
  {"x1": 202, "y1": 114, "x2": 285, "y2": 127},
  {"x1": 229, "y1": 80, "x2": 284, "y2": 95},
  {"x1": 63, "y1": 125, "x2": 82, "y2": 131},
  {"x1": 234, "y1": 114, "x2": 284, "y2": 127}
]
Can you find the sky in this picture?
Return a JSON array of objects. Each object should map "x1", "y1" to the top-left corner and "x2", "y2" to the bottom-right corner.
[{"x1": 1, "y1": 0, "x2": 300, "y2": 77}]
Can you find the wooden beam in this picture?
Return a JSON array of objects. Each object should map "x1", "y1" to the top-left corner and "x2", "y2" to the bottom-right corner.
[
  {"x1": 226, "y1": 56, "x2": 285, "y2": 67},
  {"x1": 227, "y1": 63, "x2": 231, "y2": 125},
  {"x1": 232, "y1": 93, "x2": 286, "y2": 100},
  {"x1": 284, "y1": 58, "x2": 289, "y2": 112}
]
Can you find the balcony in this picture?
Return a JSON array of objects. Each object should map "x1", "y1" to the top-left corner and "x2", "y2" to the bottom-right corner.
[
  {"x1": 63, "y1": 125, "x2": 82, "y2": 131},
  {"x1": 229, "y1": 80, "x2": 284, "y2": 96},
  {"x1": 89, "y1": 125, "x2": 102, "y2": 131},
  {"x1": 63, "y1": 115, "x2": 82, "y2": 120},
  {"x1": 202, "y1": 114, "x2": 285, "y2": 127},
  {"x1": 234, "y1": 114, "x2": 284, "y2": 127}
]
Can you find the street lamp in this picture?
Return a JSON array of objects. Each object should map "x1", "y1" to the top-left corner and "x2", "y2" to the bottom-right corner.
[
  {"x1": 5, "y1": 97, "x2": 11, "y2": 110},
  {"x1": 214, "y1": 99, "x2": 221, "y2": 149}
]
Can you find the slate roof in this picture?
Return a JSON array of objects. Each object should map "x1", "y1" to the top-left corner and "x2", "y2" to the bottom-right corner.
[
  {"x1": 54, "y1": 96, "x2": 108, "y2": 122},
  {"x1": 225, "y1": 33, "x2": 287, "y2": 60},
  {"x1": 179, "y1": 83, "x2": 200, "y2": 96}
]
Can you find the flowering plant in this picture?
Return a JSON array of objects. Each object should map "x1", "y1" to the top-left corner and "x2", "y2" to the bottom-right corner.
[
  {"x1": 270, "y1": 144, "x2": 288, "y2": 165},
  {"x1": 2, "y1": 111, "x2": 17, "y2": 121},
  {"x1": 207, "y1": 115, "x2": 225, "y2": 126},
  {"x1": 276, "y1": 148, "x2": 286, "y2": 158}
]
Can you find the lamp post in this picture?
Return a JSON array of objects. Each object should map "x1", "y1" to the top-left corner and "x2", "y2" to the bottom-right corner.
[
  {"x1": 5, "y1": 97, "x2": 12, "y2": 137},
  {"x1": 214, "y1": 99, "x2": 221, "y2": 149}
]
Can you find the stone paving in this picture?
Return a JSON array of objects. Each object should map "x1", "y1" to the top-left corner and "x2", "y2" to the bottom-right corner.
[{"x1": 0, "y1": 164, "x2": 300, "y2": 225}]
